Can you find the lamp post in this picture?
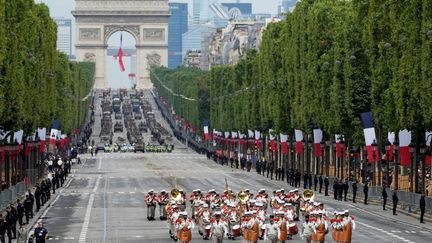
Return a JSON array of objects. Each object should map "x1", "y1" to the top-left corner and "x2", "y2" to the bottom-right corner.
[
  {"x1": 371, "y1": 139, "x2": 378, "y2": 186},
  {"x1": 332, "y1": 141, "x2": 337, "y2": 177},
  {"x1": 393, "y1": 138, "x2": 400, "y2": 190},
  {"x1": 385, "y1": 140, "x2": 391, "y2": 187},
  {"x1": 307, "y1": 137, "x2": 312, "y2": 174},
  {"x1": 340, "y1": 140, "x2": 345, "y2": 180},
  {"x1": 409, "y1": 142, "x2": 415, "y2": 192},
  {"x1": 320, "y1": 141, "x2": 325, "y2": 175}
]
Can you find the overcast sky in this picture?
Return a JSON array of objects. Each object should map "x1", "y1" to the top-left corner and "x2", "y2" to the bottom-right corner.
[{"x1": 37, "y1": 0, "x2": 279, "y2": 88}]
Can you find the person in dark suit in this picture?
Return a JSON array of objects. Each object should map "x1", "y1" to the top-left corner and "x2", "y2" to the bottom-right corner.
[
  {"x1": 382, "y1": 185, "x2": 388, "y2": 210},
  {"x1": 318, "y1": 175, "x2": 323, "y2": 193},
  {"x1": 352, "y1": 180, "x2": 357, "y2": 203},
  {"x1": 364, "y1": 181, "x2": 369, "y2": 205},
  {"x1": 392, "y1": 190, "x2": 399, "y2": 215},
  {"x1": 420, "y1": 195, "x2": 426, "y2": 223}
]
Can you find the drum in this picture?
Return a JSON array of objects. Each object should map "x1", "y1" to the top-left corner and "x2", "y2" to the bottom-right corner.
[
  {"x1": 232, "y1": 225, "x2": 241, "y2": 237},
  {"x1": 288, "y1": 223, "x2": 298, "y2": 235},
  {"x1": 261, "y1": 224, "x2": 266, "y2": 237},
  {"x1": 205, "y1": 225, "x2": 211, "y2": 237}
]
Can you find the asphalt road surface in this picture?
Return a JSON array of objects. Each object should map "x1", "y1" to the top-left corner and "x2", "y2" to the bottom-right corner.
[{"x1": 37, "y1": 148, "x2": 432, "y2": 243}]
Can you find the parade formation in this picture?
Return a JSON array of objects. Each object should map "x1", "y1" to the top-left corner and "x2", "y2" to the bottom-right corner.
[{"x1": 145, "y1": 183, "x2": 355, "y2": 243}]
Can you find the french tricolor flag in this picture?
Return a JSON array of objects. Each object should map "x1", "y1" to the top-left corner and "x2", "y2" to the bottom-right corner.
[
  {"x1": 335, "y1": 134, "x2": 345, "y2": 158},
  {"x1": 387, "y1": 132, "x2": 395, "y2": 161},
  {"x1": 49, "y1": 120, "x2": 61, "y2": 146},
  {"x1": 255, "y1": 130, "x2": 261, "y2": 148},
  {"x1": 203, "y1": 126, "x2": 209, "y2": 141},
  {"x1": 313, "y1": 129, "x2": 323, "y2": 157},
  {"x1": 37, "y1": 128, "x2": 46, "y2": 154},
  {"x1": 280, "y1": 133, "x2": 289, "y2": 155},
  {"x1": 268, "y1": 129, "x2": 277, "y2": 151},
  {"x1": 295, "y1": 129, "x2": 303, "y2": 154},
  {"x1": 399, "y1": 129, "x2": 412, "y2": 166},
  {"x1": 360, "y1": 112, "x2": 378, "y2": 163}
]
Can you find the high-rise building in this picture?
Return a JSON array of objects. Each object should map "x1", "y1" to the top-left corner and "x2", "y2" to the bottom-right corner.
[
  {"x1": 221, "y1": 3, "x2": 252, "y2": 20},
  {"x1": 278, "y1": 0, "x2": 298, "y2": 15},
  {"x1": 169, "y1": 3, "x2": 188, "y2": 69},
  {"x1": 54, "y1": 18, "x2": 72, "y2": 57}
]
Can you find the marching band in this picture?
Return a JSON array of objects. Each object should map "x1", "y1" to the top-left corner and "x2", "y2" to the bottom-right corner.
[{"x1": 145, "y1": 187, "x2": 355, "y2": 242}]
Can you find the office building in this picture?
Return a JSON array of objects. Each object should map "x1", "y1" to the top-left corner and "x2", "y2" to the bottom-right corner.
[
  {"x1": 221, "y1": 3, "x2": 252, "y2": 20},
  {"x1": 54, "y1": 18, "x2": 72, "y2": 57},
  {"x1": 169, "y1": 3, "x2": 188, "y2": 69},
  {"x1": 278, "y1": 0, "x2": 298, "y2": 15}
]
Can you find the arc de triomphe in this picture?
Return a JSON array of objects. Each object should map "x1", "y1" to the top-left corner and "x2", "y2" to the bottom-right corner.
[{"x1": 72, "y1": 0, "x2": 170, "y2": 89}]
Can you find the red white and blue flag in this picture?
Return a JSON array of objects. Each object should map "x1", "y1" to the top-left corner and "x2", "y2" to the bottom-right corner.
[
  {"x1": 313, "y1": 129, "x2": 323, "y2": 157},
  {"x1": 38, "y1": 128, "x2": 46, "y2": 154},
  {"x1": 203, "y1": 126, "x2": 209, "y2": 141},
  {"x1": 399, "y1": 129, "x2": 412, "y2": 166},
  {"x1": 118, "y1": 33, "x2": 126, "y2": 72},
  {"x1": 280, "y1": 133, "x2": 289, "y2": 155},
  {"x1": 360, "y1": 112, "x2": 378, "y2": 163},
  {"x1": 49, "y1": 120, "x2": 61, "y2": 146},
  {"x1": 269, "y1": 129, "x2": 277, "y2": 151},
  {"x1": 426, "y1": 131, "x2": 432, "y2": 167},
  {"x1": 295, "y1": 129, "x2": 303, "y2": 154},
  {"x1": 335, "y1": 134, "x2": 346, "y2": 158},
  {"x1": 387, "y1": 132, "x2": 395, "y2": 161}
]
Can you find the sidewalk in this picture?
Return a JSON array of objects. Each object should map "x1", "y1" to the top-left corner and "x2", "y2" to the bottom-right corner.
[{"x1": 211, "y1": 161, "x2": 432, "y2": 229}]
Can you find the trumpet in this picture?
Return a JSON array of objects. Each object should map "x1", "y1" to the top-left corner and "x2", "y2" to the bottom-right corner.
[{"x1": 238, "y1": 191, "x2": 249, "y2": 204}]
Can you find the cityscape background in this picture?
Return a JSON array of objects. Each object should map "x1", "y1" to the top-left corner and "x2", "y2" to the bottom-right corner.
[{"x1": 38, "y1": 0, "x2": 298, "y2": 88}]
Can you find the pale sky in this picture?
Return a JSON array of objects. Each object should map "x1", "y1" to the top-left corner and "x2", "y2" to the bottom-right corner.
[{"x1": 37, "y1": 0, "x2": 279, "y2": 88}]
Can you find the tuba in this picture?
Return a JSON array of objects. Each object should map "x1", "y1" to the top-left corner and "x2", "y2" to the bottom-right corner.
[
  {"x1": 238, "y1": 191, "x2": 249, "y2": 204},
  {"x1": 302, "y1": 189, "x2": 315, "y2": 201},
  {"x1": 170, "y1": 188, "x2": 182, "y2": 201}
]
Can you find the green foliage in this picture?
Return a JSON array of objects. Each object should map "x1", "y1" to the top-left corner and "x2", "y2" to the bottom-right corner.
[
  {"x1": 150, "y1": 67, "x2": 209, "y2": 131},
  {"x1": 152, "y1": 0, "x2": 432, "y2": 144},
  {"x1": 0, "y1": 0, "x2": 94, "y2": 134}
]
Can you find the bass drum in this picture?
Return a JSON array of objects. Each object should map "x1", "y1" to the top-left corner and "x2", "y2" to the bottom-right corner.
[
  {"x1": 232, "y1": 225, "x2": 241, "y2": 237},
  {"x1": 288, "y1": 223, "x2": 298, "y2": 235},
  {"x1": 205, "y1": 225, "x2": 211, "y2": 237}
]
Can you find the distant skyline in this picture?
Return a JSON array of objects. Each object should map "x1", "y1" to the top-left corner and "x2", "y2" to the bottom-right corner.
[{"x1": 37, "y1": 0, "x2": 280, "y2": 88}]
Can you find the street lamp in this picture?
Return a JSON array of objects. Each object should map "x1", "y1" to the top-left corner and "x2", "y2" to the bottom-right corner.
[
  {"x1": 385, "y1": 140, "x2": 392, "y2": 187},
  {"x1": 320, "y1": 141, "x2": 325, "y2": 175},
  {"x1": 393, "y1": 138, "x2": 400, "y2": 190},
  {"x1": 307, "y1": 137, "x2": 313, "y2": 174},
  {"x1": 371, "y1": 139, "x2": 378, "y2": 186},
  {"x1": 420, "y1": 143, "x2": 428, "y2": 195},
  {"x1": 409, "y1": 142, "x2": 415, "y2": 192}
]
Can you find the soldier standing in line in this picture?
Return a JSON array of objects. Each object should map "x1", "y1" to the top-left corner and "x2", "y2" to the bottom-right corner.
[
  {"x1": 343, "y1": 179, "x2": 349, "y2": 201},
  {"x1": 27, "y1": 190, "x2": 34, "y2": 219},
  {"x1": 5, "y1": 206, "x2": 15, "y2": 242},
  {"x1": 45, "y1": 179, "x2": 51, "y2": 201},
  {"x1": 16, "y1": 199, "x2": 24, "y2": 226},
  {"x1": 363, "y1": 181, "x2": 369, "y2": 205},
  {"x1": 420, "y1": 195, "x2": 426, "y2": 223},
  {"x1": 269, "y1": 161, "x2": 274, "y2": 180},
  {"x1": 333, "y1": 179, "x2": 339, "y2": 200},
  {"x1": 0, "y1": 214, "x2": 6, "y2": 243},
  {"x1": 23, "y1": 195, "x2": 32, "y2": 224},
  {"x1": 382, "y1": 185, "x2": 388, "y2": 210},
  {"x1": 324, "y1": 176, "x2": 330, "y2": 196},
  {"x1": 318, "y1": 175, "x2": 323, "y2": 194},
  {"x1": 9, "y1": 204, "x2": 17, "y2": 239},
  {"x1": 314, "y1": 174, "x2": 318, "y2": 191},
  {"x1": 35, "y1": 185, "x2": 41, "y2": 212},
  {"x1": 352, "y1": 180, "x2": 358, "y2": 203},
  {"x1": 392, "y1": 190, "x2": 398, "y2": 215},
  {"x1": 51, "y1": 175, "x2": 57, "y2": 194}
]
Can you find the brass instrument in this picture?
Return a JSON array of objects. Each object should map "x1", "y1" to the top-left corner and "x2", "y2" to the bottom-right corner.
[
  {"x1": 170, "y1": 188, "x2": 182, "y2": 201},
  {"x1": 238, "y1": 191, "x2": 249, "y2": 204},
  {"x1": 302, "y1": 189, "x2": 315, "y2": 201}
]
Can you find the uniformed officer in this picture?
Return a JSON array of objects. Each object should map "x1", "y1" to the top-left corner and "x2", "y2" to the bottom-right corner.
[
  {"x1": 209, "y1": 211, "x2": 228, "y2": 243},
  {"x1": 264, "y1": 215, "x2": 278, "y2": 243},
  {"x1": 145, "y1": 189, "x2": 157, "y2": 220},
  {"x1": 23, "y1": 195, "x2": 32, "y2": 224},
  {"x1": 34, "y1": 220, "x2": 48, "y2": 243}
]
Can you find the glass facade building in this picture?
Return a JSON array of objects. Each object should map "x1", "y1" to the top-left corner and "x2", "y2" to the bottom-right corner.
[
  {"x1": 53, "y1": 18, "x2": 72, "y2": 58},
  {"x1": 168, "y1": 3, "x2": 188, "y2": 69}
]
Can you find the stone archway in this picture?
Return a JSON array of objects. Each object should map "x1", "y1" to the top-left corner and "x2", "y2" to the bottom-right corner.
[{"x1": 72, "y1": 0, "x2": 170, "y2": 89}]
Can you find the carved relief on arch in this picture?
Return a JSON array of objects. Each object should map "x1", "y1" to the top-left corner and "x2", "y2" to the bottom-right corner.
[{"x1": 104, "y1": 25, "x2": 140, "y2": 44}]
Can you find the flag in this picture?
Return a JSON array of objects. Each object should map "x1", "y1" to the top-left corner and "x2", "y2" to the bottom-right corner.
[
  {"x1": 203, "y1": 126, "x2": 209, "y2": 141},
  {"x1": 313, "y1": 129, "x2": 323, "y2": 157},
  {"x1": 295, "y1": 129, "x2": 303, "y2": 154},
  {"x1": 13, "y1": 130, "x2": 23, "y2": 144},
  {"x1": 280, "y1": 133, "x2": 289, "y2": 155},
  {"x1": 399, "y1": 129, "x2": 412, "y2": 167},
  {"x1": 387, "y1": 132, "x2": 395, "y2": 161},
  {"x1": 231, "y1": 131, "x2": 238, "y2": 145},
  {"x1": 224, "y1": 131, "x2": 230, "y2": 144},
  {"x1": 335, "y1": 134, "x2": 346, "y2": 158},
  {"x1": 248, "y1": 130, "x2": 254, "y2": 138},
  {"x1": 118, "y1": 33, "x2": 126, "y2": 72},
  {"x1": 360, "y1": 112, "x2": 378, "y2": 163},
  {"x1": 426, "y1": 131, "x2": 432, "y2": 167},
  {"x1": 49, "y1": 120, "x2": 61, "y2": 146},
  {"x1": 254, "y1": 130, "x2": 261, "y2": 149},
  {"x1": 38, "y1": 128, "x2": 46, "y2": 154},
  {"x1": 269, "y1": 129, "x2": 277, "y2": 151}
]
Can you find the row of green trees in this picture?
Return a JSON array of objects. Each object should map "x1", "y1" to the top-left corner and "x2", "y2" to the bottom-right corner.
[
  {"x1": 150, "y1": 67, "x2": 209, "y2": 130},
  {"x1": 211, "y1": 0, "x2": 432, "y2": 145},
  {"x1": 0, "y1": 0, "x2": 95, "y2": 135},
  {"x1": 152, "y1": 0, "x2": 432, "y2": 145}
]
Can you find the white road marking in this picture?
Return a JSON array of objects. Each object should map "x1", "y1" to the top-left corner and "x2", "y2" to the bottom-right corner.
[
  {"x1": 98, "y1": 157, "x2": 102, "y2": 170},
  {"x1": 391, "y1": 230, "x2": 402, "y2": 233},
  {"x1": 79, "y1": 175, "x2": 100, "y2": 243},
  {"x1": 357, "y1": 221, "x2": 416, "y2": 243}
]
